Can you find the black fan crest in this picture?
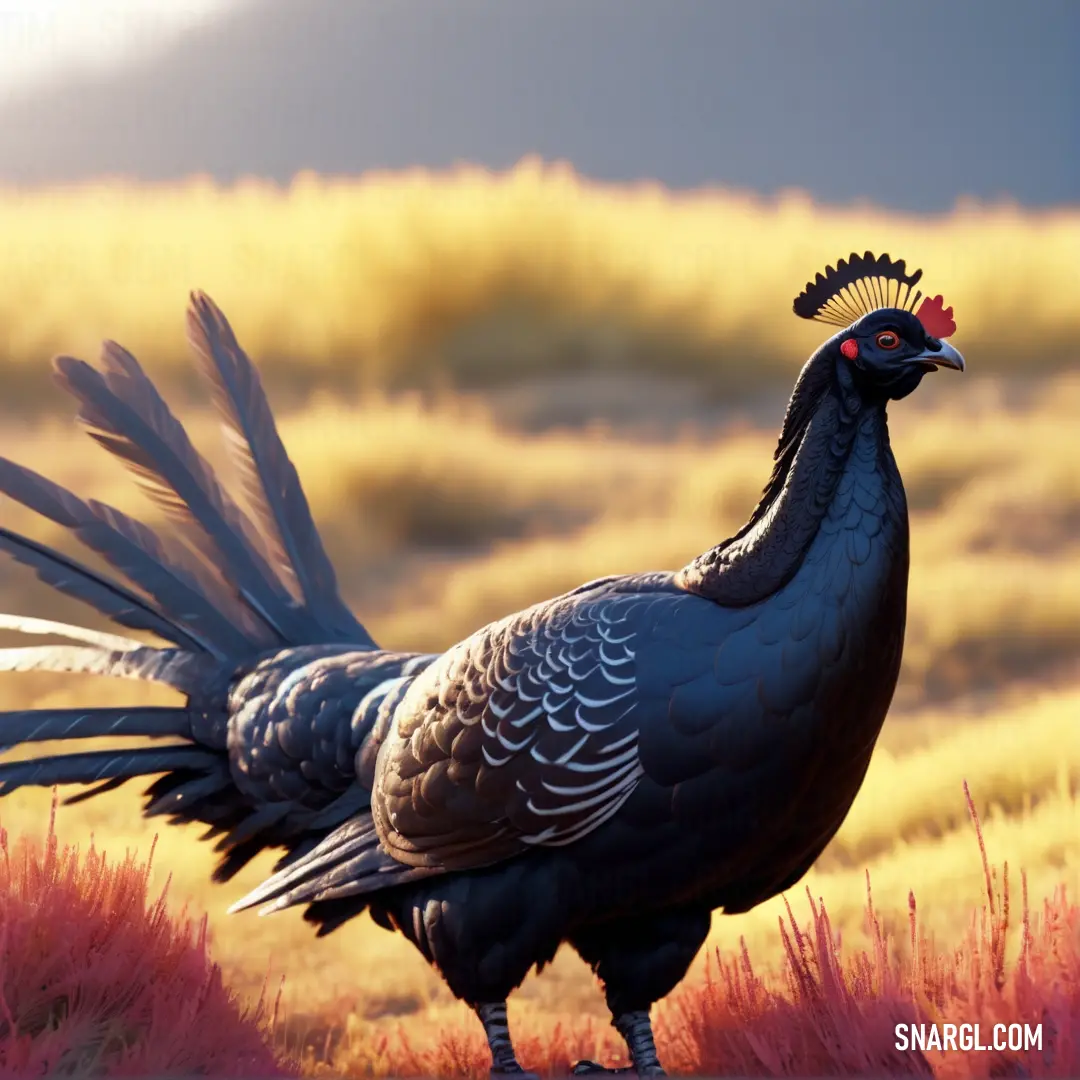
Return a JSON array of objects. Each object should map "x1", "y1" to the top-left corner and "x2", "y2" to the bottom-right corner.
[{"x1": 793, "y1": 251, "x2": 925, "y2": 328}]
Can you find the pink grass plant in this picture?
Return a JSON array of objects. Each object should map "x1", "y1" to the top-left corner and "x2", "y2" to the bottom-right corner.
[{"x1": 0, "y1": 795, "x2": 294, "y2": 1077}]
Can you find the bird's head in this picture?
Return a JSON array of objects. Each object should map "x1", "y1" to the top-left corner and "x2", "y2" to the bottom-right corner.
[
  {"x1": 827, "y1": 306, "x2": 964, "y2": 400},
  {"x1": 794, "y1": 252, "x2": 964, "y2": 402}
]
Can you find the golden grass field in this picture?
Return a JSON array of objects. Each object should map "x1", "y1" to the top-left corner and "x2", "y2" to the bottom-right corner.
[{"x1": 0, "y1": 162, "x2": 1078, "y2": 1066}]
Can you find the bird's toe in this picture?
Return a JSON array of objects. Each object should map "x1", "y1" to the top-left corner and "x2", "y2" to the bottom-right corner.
[
  {"x1": 570, "y1": 1062, "x2": 637, "y2": 1076},
  {"x1": 490, "y1": 1069, "x2": 540, "y2": 1080}
]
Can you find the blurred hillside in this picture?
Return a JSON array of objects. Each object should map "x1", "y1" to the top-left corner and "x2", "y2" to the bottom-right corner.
[
  {"x1": 1, "y1": 164, "x2": 1079, "y2": 419},
  {"x1": 0, "y1": 167, "x2": 1078, "y2": 1048}
]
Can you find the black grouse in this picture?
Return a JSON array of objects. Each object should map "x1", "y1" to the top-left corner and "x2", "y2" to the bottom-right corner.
[{"x1": 0, "y1": 253, "x2": 963, "y2": 1078}]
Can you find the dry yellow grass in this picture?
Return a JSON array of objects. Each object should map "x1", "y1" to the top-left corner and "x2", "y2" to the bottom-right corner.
[
  {"x1": 1, "y1": 162, "x2": 1079, "y2": 407},
  {"x1": 0, "y1": 169, "x2": 1077, "y2": 1051}
]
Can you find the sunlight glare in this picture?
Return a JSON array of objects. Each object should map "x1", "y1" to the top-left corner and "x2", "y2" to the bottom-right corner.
[{"x1": 0, "y1": 0, "x2": 241, "y2": 96}]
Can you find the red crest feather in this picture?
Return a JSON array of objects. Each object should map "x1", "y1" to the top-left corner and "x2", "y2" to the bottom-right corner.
[{"x1": 915, "y1": 295, "x2": 956, "y2": 339}]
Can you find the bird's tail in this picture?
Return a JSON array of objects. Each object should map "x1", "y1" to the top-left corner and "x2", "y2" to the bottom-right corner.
[
  {"x1": 0, "y1": 610, "x2": 234, "y2": 814},
  {"x1": 0, "y1": 293, "x2": 376, "y2": 835}
]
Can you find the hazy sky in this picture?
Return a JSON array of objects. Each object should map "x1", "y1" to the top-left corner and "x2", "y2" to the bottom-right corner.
[{"x1": 0, "y1": 0, "x2": 1076, "y2": 210}]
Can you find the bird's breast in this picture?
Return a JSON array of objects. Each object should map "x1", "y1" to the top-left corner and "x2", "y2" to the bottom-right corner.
[{"x1": 656, "y1": 427, "x2": 910, "y2": 894}]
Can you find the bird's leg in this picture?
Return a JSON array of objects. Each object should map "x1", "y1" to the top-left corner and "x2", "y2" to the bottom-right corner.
[
  {"x1": 476, "y1": 1002, "x2": 537, "y2": 1080},
  {"x1": 568, "y1": 910, "x2": 708, "y2": 1078},
  {"x1": 614, "y1": 1010, "x2": 665, "y2": 1077},
  {"x1": 571, "y1": 1010, "x2": 664, "y2": 1077}
]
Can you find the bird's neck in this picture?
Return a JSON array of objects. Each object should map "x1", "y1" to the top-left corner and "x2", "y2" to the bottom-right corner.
[{"x1": 678, "y1": 357, "x2": 894, "y2": 605}]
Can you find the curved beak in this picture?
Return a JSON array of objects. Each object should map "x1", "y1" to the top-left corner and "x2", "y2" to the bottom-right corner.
[{"x1": 914, "y1": 339, "x2": 965, "y2": 372}]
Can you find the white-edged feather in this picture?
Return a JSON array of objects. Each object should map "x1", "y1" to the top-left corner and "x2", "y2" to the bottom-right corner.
[{"x1": 0, "y1": 613, "x2": 143, "y2": 652}]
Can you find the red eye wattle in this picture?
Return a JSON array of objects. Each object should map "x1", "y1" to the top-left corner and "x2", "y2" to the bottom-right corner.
[
  {"x1": 840, "y1": 339, "x2": 859, "y2": 360},
  {"x1": 875, "y1": 331, "x2": 901, "y2": 350}
]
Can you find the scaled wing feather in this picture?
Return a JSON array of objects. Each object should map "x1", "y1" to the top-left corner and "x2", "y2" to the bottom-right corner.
[{"x1": 373, "y1": 591, "x2": 649, "y2": 869}]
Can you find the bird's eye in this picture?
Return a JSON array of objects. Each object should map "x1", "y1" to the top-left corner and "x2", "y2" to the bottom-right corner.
[{"x1": 875, "y1": 331, "x2": 901, "y2": 350}]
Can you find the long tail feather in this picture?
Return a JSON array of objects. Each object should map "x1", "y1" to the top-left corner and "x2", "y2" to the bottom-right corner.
[
  {"x1": 0, "y1": 612, "x2": 144, "y2": 651},
  {"x1": 52, "y1": 349, "x2": 305, "y2": 643},
  {"x1": 0, "y1": 457, "x2": 254, "y2": 658},
  {"x1": 0, "y1": 706, "x2": 192, "y2": 744},
  {"x1": 187, "y1": 293, "x2": 373, "y2": 646},
  {"x1": 0, "y1": 527, "x2": 207, "y2": 653},
  {"x1": 0, "y1": 745, "x2": 221, "y2": 794},
  {"x1": 0, "y1": 643, "x2": 213, "y2": 694}
]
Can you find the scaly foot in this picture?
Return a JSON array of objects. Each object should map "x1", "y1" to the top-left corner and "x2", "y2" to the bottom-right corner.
[
  {"x1": 478, "y1": 1002, "x2": 539, "y2": 1080},
  {"x1": 613, "y1": 1010, "x2": 667, "y2": 1077},
  {"x1": 571, "y1": 1062, "x2": 652, "y2": 1077},
  {"x1": 490, "y1": 1068, "x2": 540, "y2": 1080}
]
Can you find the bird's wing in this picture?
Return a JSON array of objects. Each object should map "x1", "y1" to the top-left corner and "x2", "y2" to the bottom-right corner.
[{"x1": 371, "y1": 577, "x2": 700, "y2": 870}]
